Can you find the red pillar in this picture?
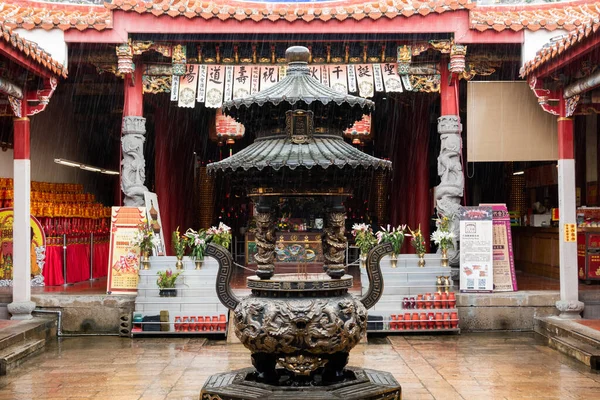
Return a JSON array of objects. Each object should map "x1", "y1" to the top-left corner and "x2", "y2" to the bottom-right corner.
[{"x1": 440, "y1": 57, "x2": 459, "y2": 117}]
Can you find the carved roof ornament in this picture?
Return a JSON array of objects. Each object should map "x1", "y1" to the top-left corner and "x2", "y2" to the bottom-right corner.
[{"x1": 116, "y1": 41, "x2": 134, "y2": 75}]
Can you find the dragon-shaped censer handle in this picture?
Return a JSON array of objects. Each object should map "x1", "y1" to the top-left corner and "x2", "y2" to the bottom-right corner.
[
  {"x1": 359, "y1": 242, "x2": 393, "y2": 310},
  {"x1": 206, "y1": 243, "x2": 240, "y2": 310}
]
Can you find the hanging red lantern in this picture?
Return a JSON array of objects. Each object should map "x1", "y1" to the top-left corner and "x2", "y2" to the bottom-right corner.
[
  {"x1": 344, "y1": 114, "x2": 372, "y2": 145},
  {"x1": 215, "y1": 109, "x2": 245, "y2": 145}
]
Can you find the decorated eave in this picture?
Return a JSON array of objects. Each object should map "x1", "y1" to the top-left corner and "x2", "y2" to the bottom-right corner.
[
  {"x1": 0, "y1": 1, "x2": 112, "y2": 31},
  {"x1": 0, "y1": 21, "x2": 67, "y2": 78}
]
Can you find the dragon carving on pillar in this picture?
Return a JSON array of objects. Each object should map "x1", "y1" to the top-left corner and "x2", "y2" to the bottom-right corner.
[
  {"x1": 121, "y1": 116, "x2": 148, "y2": 207},
  {"x1": 323, "y1": 212, "x2": 347, "y2": 278},
  {"x1": 254, "y1": 211, "x2": 276, "y2": 280}
]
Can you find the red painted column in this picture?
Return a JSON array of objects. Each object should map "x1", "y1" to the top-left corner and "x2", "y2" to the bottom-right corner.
[
  {"x1": 556, "y1": 93, "x2": 583, "y2": 318},
  {"x1": 435, "y1": 57, "x2": 463, "y2": 265},
  {"x1": 123, "y1": 68, "x2": 144, "y2": 117},
  {"x1": 9, "y1": 103, "x2": 35, "y2": 319}
]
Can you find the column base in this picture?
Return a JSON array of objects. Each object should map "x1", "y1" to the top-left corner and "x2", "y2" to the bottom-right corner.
[
  {"x1": 7, "y1": 301, "x2": 35, "y2": 320},
  {"x1": 555, "y1": 300, "x2": 584, "y2": 319}
]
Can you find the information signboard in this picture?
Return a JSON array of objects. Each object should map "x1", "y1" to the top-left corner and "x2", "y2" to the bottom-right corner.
[{"x1": 459, "y1": 206, "x2": 494, "y2": 293}]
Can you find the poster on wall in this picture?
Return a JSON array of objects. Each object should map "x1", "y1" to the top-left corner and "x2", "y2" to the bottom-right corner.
[
  {"x1": 107, "y1": 207, "x2": 145, "y2": 295},
  {"x1": 143, "y1": 192, "x2": 166, "y2": 256},
  {"x1": 481, "y1": 204, "x2": 518, "y2": 292},
  {"x1": 459, "y1": 206, "x2": 494, "y2": 293},
  {"x1": 0, "y1": 208, "x2": 46, "y2": 286}
]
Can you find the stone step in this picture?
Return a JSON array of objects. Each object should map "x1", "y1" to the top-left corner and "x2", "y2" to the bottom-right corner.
[
  {"x1": 0, "y1": 338, "x2": 45, "y2": 376},
  {"x1": 535, "y1": 316, "x2": 600, "y2": 369}
]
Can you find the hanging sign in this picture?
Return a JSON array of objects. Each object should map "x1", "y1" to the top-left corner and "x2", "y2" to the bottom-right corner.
[
  {"x1": 308, "y1": 65, "x2": 322, "y2": 82},
  {"x1": 279, "y1": 65, "x2": 287, "y2": 80},
  {"x1": 232, "y1": 65, "x2": 251, "y2": 99},
  {"x1": 481, "y1": 204, "x2": 517, "y2": 292},
  {"x1": 328, "y1": 65, "x2": 348, "y2": 94},
  {"x1": 205, "y1": 65, "x2": 225, "y2": 108},
  {"x1": 177, "y1": 64, "x2": 198, "y2": 108},
  {"x1": 320, "y1": 65, "x2": 330, "y2": 87},
  {"x1": 196, "y1": 65, "x2": 207, "y2": 103},
  {"x1": 250, "y1": 66, "x2": 260, "y2": 94},
  {"x1": 459, "y1": 206, "x2": 494, "y2": 293},
  {"x1": 260, "y1": 66, "x2": 279, "y2": 91},
  {"x1": 355, "y1": 64, "x2": 374, "y2": 98},
  {"x1": 170, "y1": 74, "x2": 179, "y2": 101},
  {"x1": 107, "y1": 207, "x2": 146, "y2": 295},
  {"x1": 233, "y1": 65, "x2": 251, "y2": 99},
  {"x1": 381, "y1": 63, "x2": 403, "y2": 93},
  {"x1": 223, "y1": 65, "x2": 234, "y2": 102},
  {"x1": 373, "y1": 64, "x2": 384, "y2": 92},
  {"x1": 347, "y1": 64, "x2": 357, "y2": 93},
  {"x1": 401, "y1": 75, "x2": 413, "y2": 91}
]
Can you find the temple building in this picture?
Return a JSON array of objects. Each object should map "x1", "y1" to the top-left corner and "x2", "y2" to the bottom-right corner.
[{"x1": 0, "y1": 0, "x2": 599, "y2": 360}]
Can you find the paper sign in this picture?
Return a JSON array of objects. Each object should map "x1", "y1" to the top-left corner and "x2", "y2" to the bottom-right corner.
[
  {"x1": 347, "y1": 64, "x2": 357, "y2": 93},
  {"x1": 373, "y1": 64, "x2": 384, "y2": 92},
  {"x1": 481, "y1": 203, "x2": 517, "y2": 292},
  {"x1": 233, "y1": 65, "x2": 251, "y2": 99},
  {"x1": 177, "y1": 64, "x2": 198, "y2": 108},
  {"x1": 381, "y1": 63, "x2": 403, "y2": 93},
  {"x1": 260, "y1": 66, "x2": 278, "y2": 91},
  {"x1": 355, "y1": 64, "x2": 374, "y2": 98},
  {"x1": 170, "y1": 75, "x2": 179, "y2": 101},
  {"x1": 196, "y1": 65, "x2": 207, "y2": 103},
  {"x1": 328, "y1": 65, "x2": 348, "y2": 94},
  {"x1": 564, "y1": 223, "x2": 577, "y2": 242},
  {"x1": 250, "y1": 66, "x2": 260, "y2": 94}
]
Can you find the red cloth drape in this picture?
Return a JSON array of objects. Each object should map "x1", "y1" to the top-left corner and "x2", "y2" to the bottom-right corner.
[
  {"x1": 66, "y1": 243, "x2": 90, "y2": 283},
  {"x1": 93, "y1": 242, "x2": 109, "y2": 278},
  {"x1": 389, "y1": 96, "x2": 432, "y2": 253},
  {"x1": 43, "y1": 246, "x2": 64, "y2": 286}
]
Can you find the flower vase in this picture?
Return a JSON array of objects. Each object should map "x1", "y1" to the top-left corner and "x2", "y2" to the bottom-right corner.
[
  {"x1": 359, "y1": 254, "x2": 367, "y2": 269},
  {"x1": 441, "y1": 248, "x2": 449, "y2": 267},
  {"x1": 175, "y1": 256, "x2": 184, "y2": 270},
  {"x1": 195, "y1": 259, "x2": 203, "y2": 270},
  {"x1": 418, "y1": 253, "x2": 426, "y2": 268},
  {"x1": 390, "y1": 253, "x2": 398, "y2": 268},
  {"x1": 159, "y1": 288, "x2": 177, "y2": 297},
  {"x1": 142, "y1": 251, "x2": 151, "y2": 270}
]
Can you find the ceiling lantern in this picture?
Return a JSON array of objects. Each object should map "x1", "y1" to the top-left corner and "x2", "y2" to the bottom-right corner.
[
  {"x1": 344, "y1": 114, "x2": 371, "y2": 145},
  {"x1": 214, "y1": 109, "x2": 245, "y2": 145}
]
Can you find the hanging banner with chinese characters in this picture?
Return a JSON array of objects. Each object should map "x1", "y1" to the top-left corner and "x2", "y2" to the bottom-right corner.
[
  {"x1": 250, "y1": 66, "x2": 260, "y2": 94},
  {"x1": 328, "y1": 65, "x2": 348, "y2": 94},
  {"x1": 381, "y1": 63, "x2": 403, "y2": 93},
  {"x1": 205, "y1": 65, "x2": 225, "y2": 108},
  {"x1": 107, "y1": 207, "x2": 146, "y2": 295},
  {"x1": 355, "y1": 64, "x2": 374, "y2": 98},
  {"x1": 260, "y1": 66, "x2": 279, "y2": 91},
  {"x1": 196, "y1": 65, "x2": 207, "y2": 103},
  {"x1": 308, "y1": 65, "x2": 322, "y2": 82},
  {"x1": 233, "y1": 65, "x2": 251, "y2": 99},
  {"x1": 320, "y1": 65, "x2": 329, "y2": 87},
  {"x1": 347, "y1": 64, "x2": 357, "y2": 93},
  {"x1": 373, "y1": 64, "x2": 384, "y2": 92},
  {"x1": 279, "y1": 65, "x2": 287, "y2": 80},
  {"x1": 170, "y1": 74, "x2": 179, "y2": 101},
  {"x1": 480, "y1": 203, "x2": 517, "y2": 292},
  {"x1": 223, "y1": 65, "x2": 234, "y2": 102},
  {"x1": 177, "y1": 64, "x2": 198, "y2": 108}
]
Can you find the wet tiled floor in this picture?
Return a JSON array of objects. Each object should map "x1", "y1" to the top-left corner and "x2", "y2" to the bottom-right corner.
[{"x1": 0, "y1": 333, "x2": 598, "y2": 399}]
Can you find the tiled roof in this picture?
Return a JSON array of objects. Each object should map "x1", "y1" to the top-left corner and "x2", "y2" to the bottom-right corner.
[
  {"x1": 470, "y1": 1, "x2": 600, "y2": 32},
  {"x1": 104, "y1": 0, "x2": 475, "y2": 23},
  {"x1": 520, "y1": 18, "x2": 600, "y2": 76},
  {"x1": 0, "y1": 1, "x2": 112, "y2": 31},
  {"x1": 0, "y1": 21, "x2": 67, "y2": 77}
]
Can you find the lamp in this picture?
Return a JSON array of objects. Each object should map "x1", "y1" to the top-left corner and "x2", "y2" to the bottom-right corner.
[{"x1": 54, "y1": 158, "x2": 119, "y2": 175}]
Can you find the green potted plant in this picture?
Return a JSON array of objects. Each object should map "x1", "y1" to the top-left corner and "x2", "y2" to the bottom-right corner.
[
  {"x1": 156, "y1": 269, "x2": 181, "y2": 297},
  {"x1": 184, "y1": 228, "x2": 209, "y2": 269},
  {"x1": 408, "y1": 225, "x2": 427, "y2": 267},
  {"x1": 351, "y1": 223, "x2": 377, "y2": 268},
  {"x1": 376, "y1": 224, "x2": 407, "y2": 268},
  {"x1": 208, "y1": 222, "x2": 232, "y2": 249},
  {"x1": 172, "y1": 227, "x2": 186, "y2": 270}
]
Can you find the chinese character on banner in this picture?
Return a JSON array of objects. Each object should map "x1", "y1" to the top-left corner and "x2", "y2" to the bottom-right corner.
[
  {"x1": 260, "y1": 66, "x2": 278, "y2": 91},
  {"x1": 372, "y1": 64, "x2": 384, "y2": 92},
  {"x1": 308, "y1": 65, "x2": 321, "y2": 82},
  {"x1": 381, "y1": 63, "x2": 403, "y2": 93},
  {"x1": 170, "y1": 74, "x2": 179, "y2": 101},
  {"x1": 233, "y1": 65, "x2": 251, "y2": 99},
  {"x1": 250, "y1": 66, "x2": 260, "y2": 94},
  {"x1": 205, "y1": 65, "x2": 224, "y2": 108},
  {"x1": 279, "y1": 65, "x2": 287, "y2": 80},
  {"x1": 178, "y1": 64, "x2": 198, "y2": 108},
  {"x1": 196, "y1": 65, "x2": 208, "y2": 102},
  {"x1": 347, "y1": 64, "x2": 357, "y2": 93},
  {"x1": 223, "y1": 65, "x2": 234, "y2": 102},
  {"x1": 355, "y1": 64, "x2": 374, "y2": 98},
  {"x1": 328, "y1": 65, "x2": 348, "y2": 94}
]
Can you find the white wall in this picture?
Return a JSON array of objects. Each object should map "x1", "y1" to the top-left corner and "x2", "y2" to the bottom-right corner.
[
  {"x1": 521, "y1": 29, "x2": 568, "y2": 69},
  {"x1": 14, "y1": 28, "x2": 67, "y2": 67}
]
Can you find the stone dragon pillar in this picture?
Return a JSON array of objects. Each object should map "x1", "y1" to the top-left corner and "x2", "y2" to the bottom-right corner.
[{"x1": 121, "y1": 116, "x2": 149, "y2": 206}]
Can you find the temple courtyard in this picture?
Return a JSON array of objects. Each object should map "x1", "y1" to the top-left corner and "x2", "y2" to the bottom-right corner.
[{"x1": 0, "y1": 333, "x2": 596, "y2": 400}]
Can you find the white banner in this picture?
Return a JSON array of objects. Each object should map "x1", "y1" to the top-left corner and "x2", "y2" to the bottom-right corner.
[
  {"x1": 260, "y1": 66, "x2": 278, "y2": 91},
  {"x1": 223, "y1": 65, "x2": 234, "y2": 102},
  {"x1": 401, "y1": 75, "x2": 413, "y2": 91},
  {"x1": 356, "y1": 64, "x2": 374, "y2": 98},
  {"x1": 170, "y1": 74, "x2": 179, "y2": 101},
  {"x1": 205, "y1": 65, "x2": 224, "y2": 108},
  {"x1": 459, "y1": 206, "x2": 494, "y2": 293},
  {"x1": 250, "y1": 66, "x2": 260, "y2": 94},
  {"x1": 381, "y1": 63, "x2": 403, "y2": 93},
  {"x1": 308, "y1": 65, "x2": 321, "y2": 82},
  {"x1": 279, "y1": 65, "x2": 287, "y2": 80},
  {"x1": 178, "y1": 64, "x2": 198, "y2": 108},
  {"x1": 328, "y1": 65, "x2": 348, "y2": 94},
  {"x1": 321, "y1": 65, "x2": 329, "y2": 87},
  {"x1": 196, "y1": 65, "x2": 207, "y2": 102},
  {"x1": 373, "y1": 64, "x2": 384, "y2": 92},
  {"x1": 347, "y1": 64, "x2": 357, "y2": 93},
  {"x1": 233, "y1": 65, "x2": 251, "y2": 99}
]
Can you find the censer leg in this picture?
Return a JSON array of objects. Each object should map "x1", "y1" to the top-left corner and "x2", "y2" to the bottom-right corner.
[
  {"x1": 251, "y1": 352, "x2": 278, "y2": 383},
  {"x1": 322, "y1": 352, "x2": 349, "y2": 383}
]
